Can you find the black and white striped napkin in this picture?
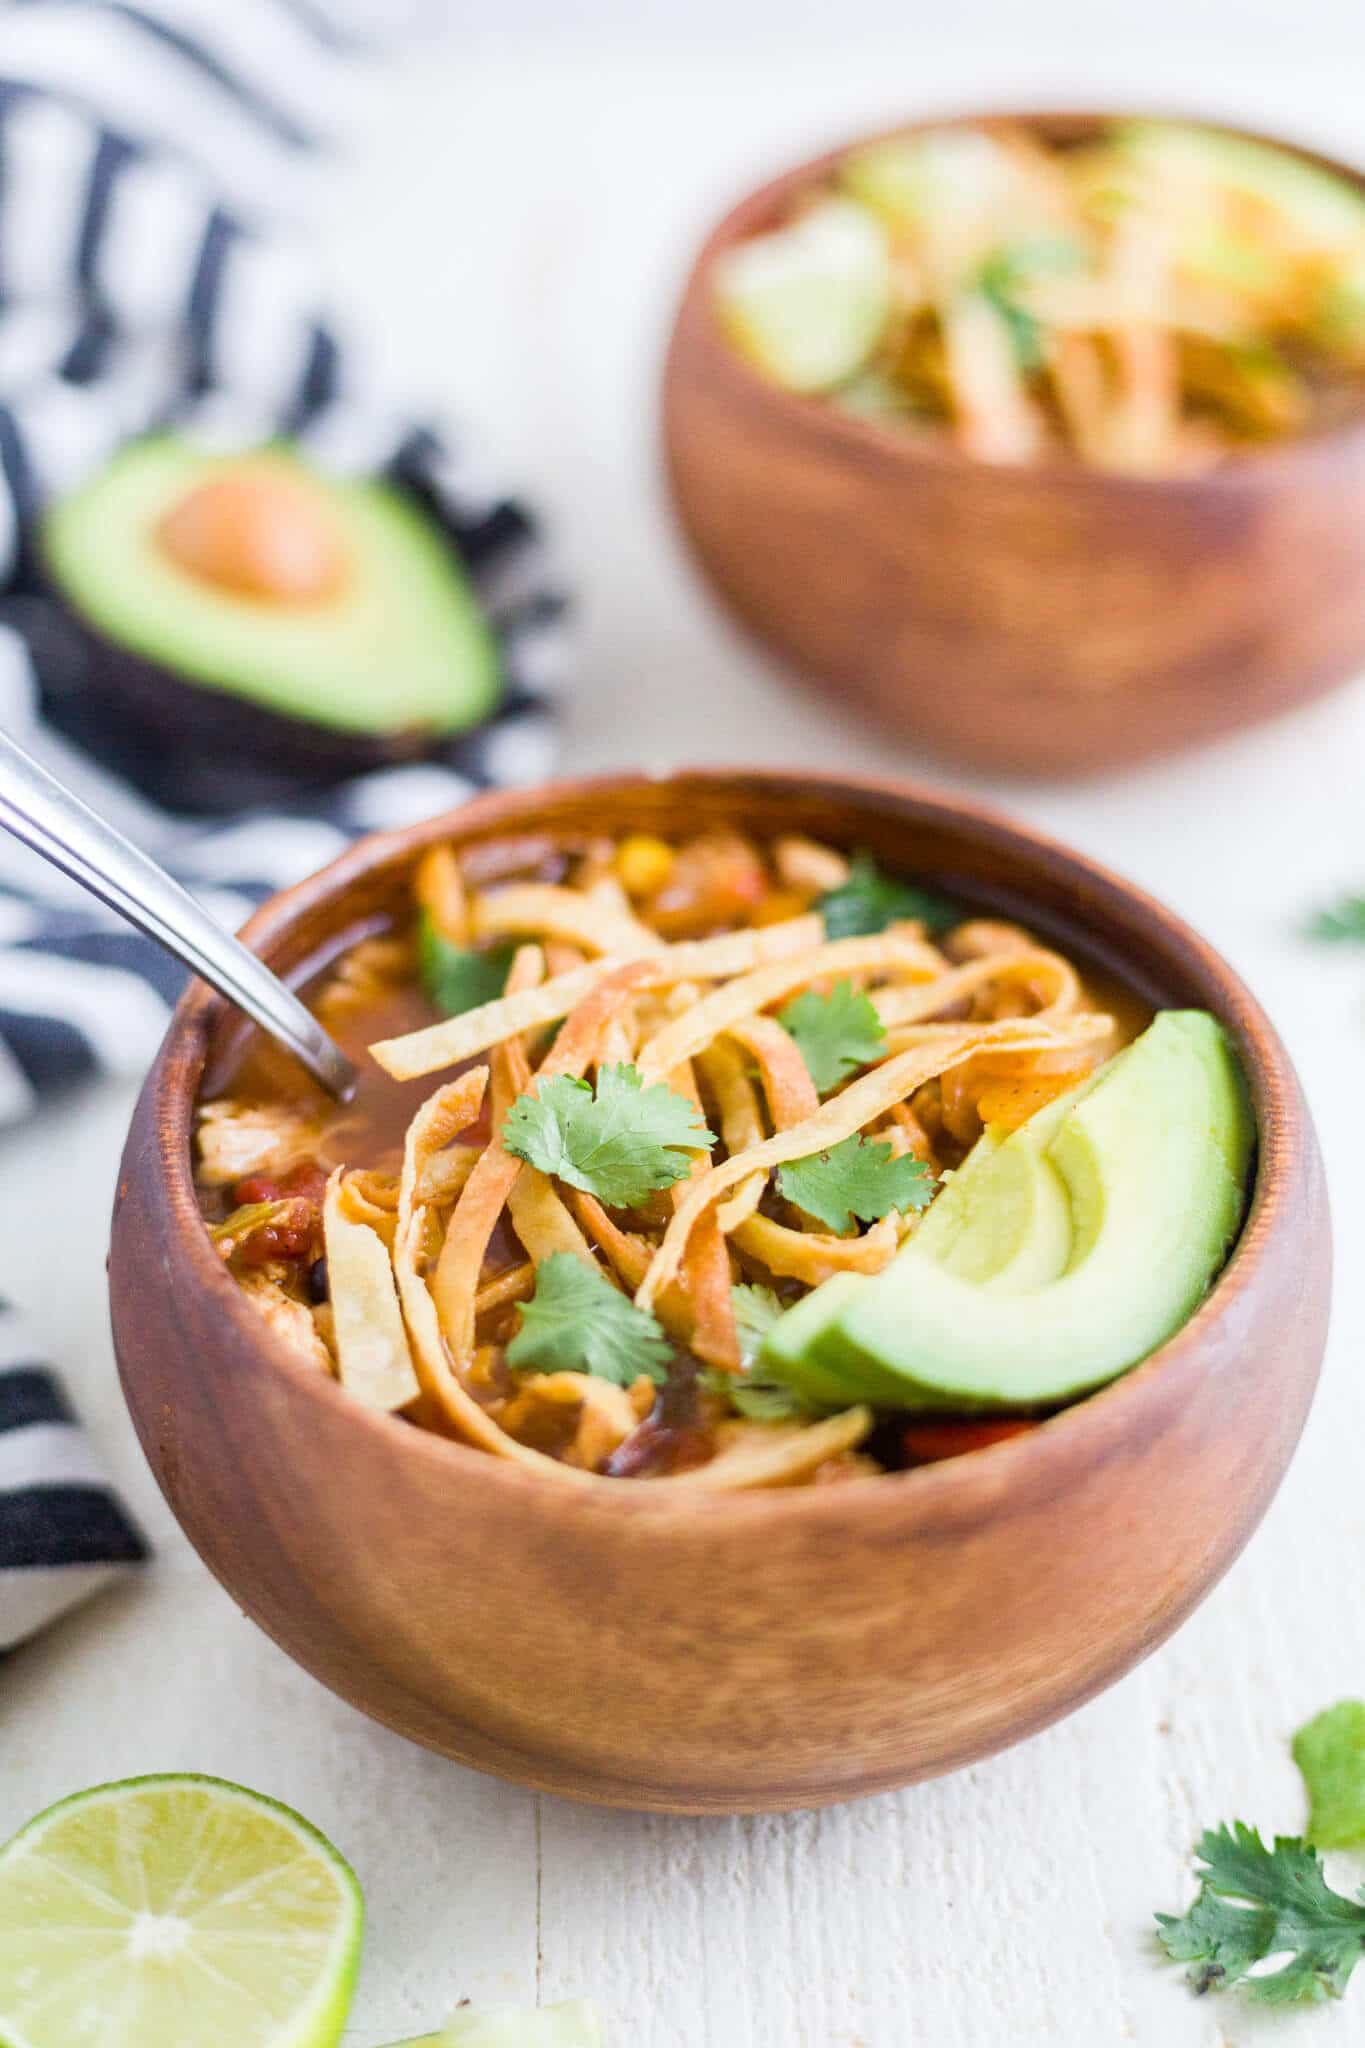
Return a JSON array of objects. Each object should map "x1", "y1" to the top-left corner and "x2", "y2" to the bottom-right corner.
[
  {"x1": 0, "y1": 1296, "x2": 148, "y2": 1652},
  {"x1": 0, "y1": 0, "x2": 571, "y2": 1645}
]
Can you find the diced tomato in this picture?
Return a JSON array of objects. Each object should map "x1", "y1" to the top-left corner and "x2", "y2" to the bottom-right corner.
[
  {"x1": 231, "y1": 1162, "x2": 327, "y2": 1265},
  {"x1": 902, "y1": 1417, "x2": 1037, "y2": 1465},
  {"x1": 233, "y1": 1162, "x2": 328, "y2": 1208}
]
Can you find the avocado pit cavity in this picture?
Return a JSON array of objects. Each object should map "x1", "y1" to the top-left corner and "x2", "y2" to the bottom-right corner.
[{"x1": 156, "y1": 470, "x2": 349, "y2": 606}]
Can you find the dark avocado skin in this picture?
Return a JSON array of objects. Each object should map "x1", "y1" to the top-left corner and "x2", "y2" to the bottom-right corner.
[{"x1": 22, "y1": 578, "x2": 508, "y2": 817}]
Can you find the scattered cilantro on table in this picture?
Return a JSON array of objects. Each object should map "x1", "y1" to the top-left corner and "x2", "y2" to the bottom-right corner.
[
  {"x1": 777, "y1": 979, "x2": 886, "y2": 1095},
  {"x1": 1156, "y1": 1823, "x2": 1365, "y2": 2005},
  {"x1": 1294, "y1": 1700, "x2": 1365, "y2": 1850},
  {"x1": 777, "y1": 1134, "x2": 936, "y2": 1236},
  {"x1": 418, "y1": 914, "x2": 517, "y2": 1016},
  {"x1": 699, "y1": 1285, "x2": 810, "y2": 1422},
  {"x1": 1304, "y1": 894, "x2": 1365, "y2": 943},
  {"x1": 506, "y1": 1253, "x2": 672, "y2": 1386},
  {"x1": 501, "y1": 1063, "x2": 715, "y2": 1206},
  {"x1": 817, "y1": 852, "x2": 959, "y2": 939}
]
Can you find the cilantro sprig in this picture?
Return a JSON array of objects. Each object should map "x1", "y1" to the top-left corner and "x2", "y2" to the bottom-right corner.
[
  {"x1": 501, "y1": 1063, "x2": 715, "y2": 1207},
  {"x1": 817, "y1": 853, "x2": 958, "y2": 939},
  {"x1": 418, "y1": 914, "x2": 516, "y2": 1017},
  {"x1": 507, "y1": 1253, "x2": 672, "y2": 1386},
  {"x1": 1305, "y1": 894, "x2": 1365, "y2": 943},
  {"x1": 1156, "y1": 1823, "x2": 1365, "y2": 2005},
  {"x1": 777, "y1": 1134, "x2": 936, "y2": 1236},
  {"x1": 777, "y1": 979, "x2": 886, "y2": 1096}
]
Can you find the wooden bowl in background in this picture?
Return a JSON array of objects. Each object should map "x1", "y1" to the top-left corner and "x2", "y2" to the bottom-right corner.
[
  {"x1": 663, "y1": 113, "x2": 1365, "y2": 777},
  {"x1": 109, "y1": 770, "x2": 1330, "y2": 1812}
]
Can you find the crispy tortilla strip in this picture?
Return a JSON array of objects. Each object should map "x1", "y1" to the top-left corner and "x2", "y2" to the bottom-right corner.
[
  {"x1": 415, "y1": 843, "x2": 470, "y2": 943},
  {"x1": 394, "y1": 1075, "x2": 587, "y2": 1480},
  {"x1": 697, "y1": 1038, "x2": 768, "y2": 1232},
  {"x1": 499, "y1": 1371, "x2": 639, "y2": 1470},
  {"x1": 942, "y1": 293, "x2": 1046, "y2": 463},
  {"x1": 475, "y1": 1261, "x2": 536, "y2": 1316},
  {"x1": 635, "y1": 1020, "x2": 1087, "y2": 1311},
  {"x1": 509, "y1": 1166, "x2": 602, "y2": 1271},
  {"x1": 565, "y1": 1189, "x2": 652, "y2": 1290},
  {"x1": 726, "y1": 1015, "x2": 821, "y2": 1127},
  {"x1": 239, "y1": 1271, "x2": 334, "y2": 1375},
  {"x1": 872, "y1": 947, "x2": 1082, "y2": 1030},
  {"x1": 733, "y1": 1211, "x2": 900, "y2": 1283},
  {"x1": 416, "y1": 1145, "x2": 480, "y2": 1206},
  {"x1": 368, "y1": 916, "x2": 824, "y2": 1080},
  {"x1": 497, "y1": 945, "x2": 605, "y2": 1276},
  {"x1": 654, "y1": 1407, "x2": 873, "y2": 1491},
  {"x1": 634, "y1": 934, "x2": 943, "y2": 1084},
  {"x1": 323, "y1": 1169, "x2": 420, "y2": 1412},
  {"x1": 394, "y1": 1212, "x2": 589, "y2": 1481},
  {"x1": 431, "y1": 964, "x2": 654, "y2": 1362},
  {"x1": 671, "y1": 1056, "x2": 740, "y2": 1372},
  {"x1": 472, "y1": 881, "x2": 660, "y2": 957},
  {"x1": 335, "y1": 1171, "x2": 398, "y2": 1251}
]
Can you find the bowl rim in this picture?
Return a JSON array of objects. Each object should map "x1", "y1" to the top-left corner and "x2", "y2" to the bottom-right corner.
[
  {"x1": 139, "y1": 765, "x2": 1307, "y2": 1528},
  {"x1": 671, "y1": 101, "x2": 1365, "y2": 492}
]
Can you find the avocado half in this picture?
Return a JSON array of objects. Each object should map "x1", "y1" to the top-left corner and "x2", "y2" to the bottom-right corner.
[{"x1": 38, "y1": 437, "x2": 503, "y2": 811}]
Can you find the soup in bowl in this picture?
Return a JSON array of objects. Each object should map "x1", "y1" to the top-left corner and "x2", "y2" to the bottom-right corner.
[{"x1": 109, "y1": 771, "x2": 1329, "y2": 1811}]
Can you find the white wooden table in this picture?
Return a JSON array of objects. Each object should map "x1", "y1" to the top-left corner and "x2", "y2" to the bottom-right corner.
[{"x1": 7, "y1": 12, "x2": 1365, "y2": 2043}]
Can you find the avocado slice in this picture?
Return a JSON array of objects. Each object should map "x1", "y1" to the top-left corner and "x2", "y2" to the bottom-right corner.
[
  {"x1": 839, "y1": 129, "x2": 1018, "y2": 231},
  {"x1": 914, "y1": 1075, "x2": 1102, "y2": 1290},
  {"x1": 760, "y1": 1012, "x2": 1253, "y2": 1413},
  {"x1": 1118, "y1": 121, "x2": 1365, "y2": 251},
  {"x1": 41, "y1": 436, "x2": 500, "y2": 758},
  {"x1": 712, "y1": 198, "x2": 892, "y2": 393}
]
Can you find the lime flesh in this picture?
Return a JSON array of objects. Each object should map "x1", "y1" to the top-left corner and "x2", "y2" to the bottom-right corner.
[{"x1": 0, "y1": 1774, "x2": 362, "y2": 2048}]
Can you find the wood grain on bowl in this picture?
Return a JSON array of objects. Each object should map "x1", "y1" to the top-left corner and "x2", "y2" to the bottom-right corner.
[
  {"x1": 109, "y1": 772, "x2": 1330, "y2": 1812},
  {"x1": 663, "y1": 112, "x2": 1365, "y2": 777}
]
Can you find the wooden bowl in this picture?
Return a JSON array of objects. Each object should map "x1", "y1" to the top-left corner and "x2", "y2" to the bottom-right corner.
[
  {"x1": 109, "y1": 770, "x2": 1329, "y2": 1812},
  {"x1": 663, "y1": 112, "x2": 1365, "y2": 777}
]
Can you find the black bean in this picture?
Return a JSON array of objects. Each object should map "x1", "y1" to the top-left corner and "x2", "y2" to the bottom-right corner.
[{"x1": 307, "y1": 1257, "x2": 329, "y2": 1304}]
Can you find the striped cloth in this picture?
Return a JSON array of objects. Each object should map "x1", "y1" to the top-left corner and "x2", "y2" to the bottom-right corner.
[
  {"x1": 0, "y1": 1295, "x2": 147, "y2": 1652},
  {"x1": 0, "y1": 0, "x2": 570, "y2": 1645}
]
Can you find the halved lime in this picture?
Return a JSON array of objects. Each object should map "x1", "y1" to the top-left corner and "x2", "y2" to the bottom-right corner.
[
  {"x1": 0, "y1": 1774, "x2": 362, "y2": 2048},
  {"x1": 713, "y1": 198, "x2": 891, "y2": 393}
]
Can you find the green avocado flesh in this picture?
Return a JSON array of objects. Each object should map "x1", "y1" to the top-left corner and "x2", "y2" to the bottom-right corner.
[
  {"x1": 760, "y1": 1011, "x2": 1253, "y2": 1413},
  {"x1": 712, "y1": 198, "x2": 892, "y2": 393},
  {"x1": 43, "y1": 438, "x2": 500, "y2": 736}
]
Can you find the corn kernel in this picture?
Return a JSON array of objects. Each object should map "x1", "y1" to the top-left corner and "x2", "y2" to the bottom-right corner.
[{"x1": 615, "y1": 834, "x2": 675, "y2": 899}]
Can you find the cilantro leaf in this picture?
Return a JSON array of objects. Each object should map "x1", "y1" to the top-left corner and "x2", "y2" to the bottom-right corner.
[
  {"x1": 699, "y1": 1287, "x2": 810, "y2": 1420},
  {"x1": 1155, "y1": 1823, "x2": 1365, "y2": 2004},
  {"x1": 1294, "y1": 1700, "x2": 1365, "y2": 1849},
  {"x1": 418, "y1": 913, "x2": 516, "y2": 1017},
  {"x1": 817, "y1": 853, "x2": 958, "y2": 939},
  {"x1": 507, "y1": 1252, "x2": 672, "y2": 1386},
  {"x1": 1305, "y1": 895, "x2": 1365, "y2": 943},
  {"x1": 777, "y1": 1134, "x2": 936, "y2": 1236},
  {"x1": 977, "y1": 235, "x2": 1085, "y2": 372},
  {"x1": 777, "y1": 979, "x2": 886, "y2": 1095},
  {"x1": 501, "y1": 1063, "x2": 715, "y2": 1207}
]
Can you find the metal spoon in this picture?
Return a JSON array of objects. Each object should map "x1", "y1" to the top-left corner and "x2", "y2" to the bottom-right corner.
[{"x1": 0, "y1": 729, "x2": 357, "y2": 1100}]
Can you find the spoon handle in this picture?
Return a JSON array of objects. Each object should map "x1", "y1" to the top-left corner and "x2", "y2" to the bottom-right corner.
[{"x1": 0, "y1": 729, "x2": 356, "y2": 1101}]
